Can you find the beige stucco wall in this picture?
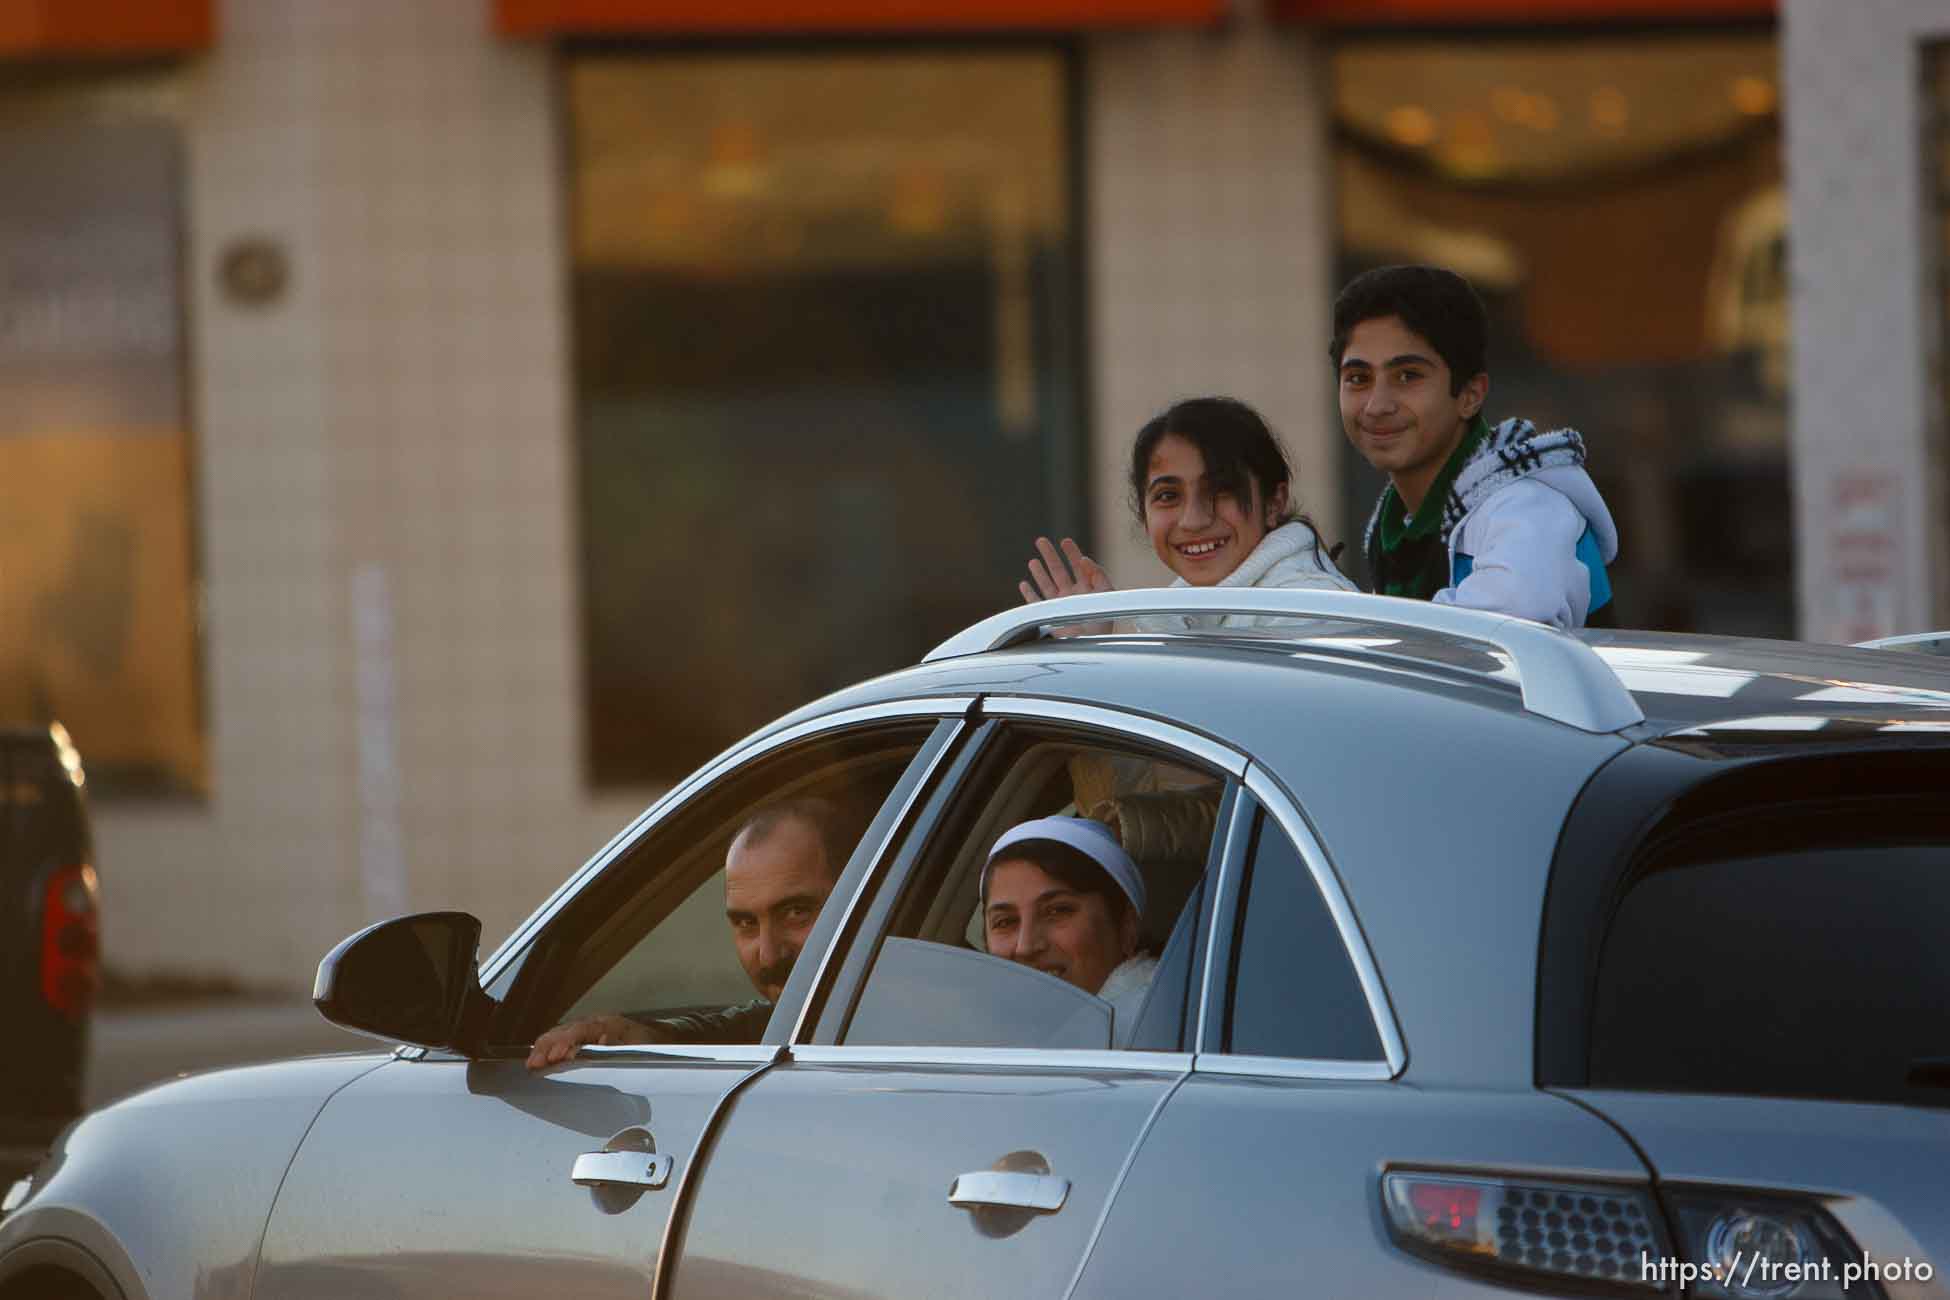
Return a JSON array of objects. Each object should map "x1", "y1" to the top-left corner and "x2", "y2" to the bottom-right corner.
[
  {"x1": 1783, "y1": 0, "x2": 1950, "y2": 641},
  {"x1": 94, "y1": 0, "x2": 645, "y2": 991},
  {"x1": 1084, "y1": 18, "x2": 1340, "y2": 588}
]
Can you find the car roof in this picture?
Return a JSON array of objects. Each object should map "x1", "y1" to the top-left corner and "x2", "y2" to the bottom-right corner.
[
  {"x1": 872, "y1": 589, "x2": 1950, "y2": 744},
  {"x1": 802, "y1": 620, "x2": 1950, "y2": 751},
  {"x1": 1578, "y1": 628, "x2": 1950, "y2": 734}
]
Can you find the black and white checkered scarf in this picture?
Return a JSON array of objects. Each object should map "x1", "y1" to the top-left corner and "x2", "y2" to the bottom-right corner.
[
  {"x1": 1363, "y1": 417, "x2": 1589, "y2": 560},
  {"x1": 1442, "y1": 417, "x2": 1588, "y2": 541}
]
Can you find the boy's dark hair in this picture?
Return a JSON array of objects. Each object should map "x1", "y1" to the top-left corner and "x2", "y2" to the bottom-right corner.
[{"x1": 1329, "y1": 265, "x2": 1488, "y2": 397}]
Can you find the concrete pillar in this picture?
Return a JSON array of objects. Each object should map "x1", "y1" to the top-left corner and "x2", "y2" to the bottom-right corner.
[
  {"x1": 1084, "y1": 16, "x2": 1341, "y2": 587},
  {"x1": 1783, "y1": 0, "x2": 1950, "y2": 642}
]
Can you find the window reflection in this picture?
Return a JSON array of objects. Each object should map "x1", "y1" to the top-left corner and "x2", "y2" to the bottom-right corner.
[
  {"x1": 569, "y1": 52, "x2": 1082, "y2": 786},
  {"x1": 0, "y1": 114, "x2": 203, "y2": 797},
  {"x1": 1331, "y1": 34, "x2": 1790, "y2": 636}
]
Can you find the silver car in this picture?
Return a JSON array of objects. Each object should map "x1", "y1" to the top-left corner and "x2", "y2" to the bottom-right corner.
[{"x1": 4, "y1": 590, "x2": 1948, "y2": 1300}]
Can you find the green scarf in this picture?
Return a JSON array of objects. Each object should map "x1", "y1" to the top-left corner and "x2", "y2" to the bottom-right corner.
[{"x1": 1371, "y1": 415, "x2": 1487, "y2": 600}]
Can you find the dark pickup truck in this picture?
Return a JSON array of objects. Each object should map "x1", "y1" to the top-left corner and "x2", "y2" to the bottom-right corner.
[{"x1": 0, "y1": 725, "x2": 98, "y2": 1178}]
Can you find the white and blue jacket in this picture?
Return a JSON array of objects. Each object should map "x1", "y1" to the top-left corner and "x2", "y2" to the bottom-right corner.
[
  {"x1": 1368, "y1": 418, "x2": 1618, "y2": 631},
  {"x1": 1439, "y1": 419, "x2": 1617, "y2": 629}
]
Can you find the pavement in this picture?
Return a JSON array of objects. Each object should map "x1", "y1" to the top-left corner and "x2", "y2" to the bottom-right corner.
[{"x1": 86, "y1": 999, "x2": 375, "y2": 1109}]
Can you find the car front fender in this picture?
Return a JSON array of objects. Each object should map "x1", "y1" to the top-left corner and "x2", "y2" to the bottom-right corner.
[{"x1": 0, "y1": 1054, "x2": 393, "y2": 1300}]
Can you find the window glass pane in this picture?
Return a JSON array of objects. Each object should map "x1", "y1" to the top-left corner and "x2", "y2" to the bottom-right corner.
[
  {"x1": 515, "y1": 723, "x2": 934, "y2": 1050},
  {"x1": 1332, "y1": 34, "x2": 1790, "y2": 635},
  {"x1": 1591, "y1": 812, "x2": 1950, "y2": 1106},
  {"x1": 568, "y1": 52, "x2": 1081, "y2": 786},
  {"x1": 1225, "y1": 812, "x2": 1382, "y2": 1062},
  {"x1": 840, "y1": 734, "x2": 1222, "y2": 1051},
  {"x1": 0, "y1": 111, "x2": 203, "y2": 796}
]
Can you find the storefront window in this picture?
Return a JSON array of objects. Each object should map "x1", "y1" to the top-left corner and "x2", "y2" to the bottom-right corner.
[
  {"x1": 0, "y1": 106, "x2": 204, "y2": 797},
  {"x1": 1331, "y1": 33, "x2": 1790, "y2": 634},
  {"x1": 569, "y1": 50, "x2": 1082, "y2": 786}
]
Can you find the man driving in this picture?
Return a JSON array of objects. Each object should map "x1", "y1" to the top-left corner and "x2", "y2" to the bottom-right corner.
[{"x1": 526, "y1": 797, "x2": 846, "y2": 1067}]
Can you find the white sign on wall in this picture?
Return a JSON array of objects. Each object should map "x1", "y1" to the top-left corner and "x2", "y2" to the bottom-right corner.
[{"x1": 1823, "y1": 471, "x2": 1903, "y2": 644}]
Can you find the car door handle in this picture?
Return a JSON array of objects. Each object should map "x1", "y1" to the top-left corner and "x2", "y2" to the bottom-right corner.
[
  {"x1": 572, "y1": 1150, "x2": 674, "y2": 1189},
  {"x1": 947, "y1": 1170, "x2": 1069, "y2": 1213}
]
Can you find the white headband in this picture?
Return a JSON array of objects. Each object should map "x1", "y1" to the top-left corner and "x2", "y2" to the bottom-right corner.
[{"x1": 983, "y1": 815, "x2": 1146, "y2": 916}]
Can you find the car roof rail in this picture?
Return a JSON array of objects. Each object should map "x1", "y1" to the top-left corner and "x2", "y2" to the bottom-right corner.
[
  {"x1": 1853, "y1": 631, "x2": 1950, "y2": 655},
  {"x1": 925, "y1": 589, "x2": 1645, "y2": 734}
]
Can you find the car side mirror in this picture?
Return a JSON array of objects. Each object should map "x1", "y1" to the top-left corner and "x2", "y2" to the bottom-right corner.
[{"x1": 314, "y1": 911, "x2": 486, "y2": 1052}]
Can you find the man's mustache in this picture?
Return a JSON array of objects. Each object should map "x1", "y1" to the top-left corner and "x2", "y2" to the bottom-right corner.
[{"x1": 756, "y1": 950, "x2": 799, "y2": 990}]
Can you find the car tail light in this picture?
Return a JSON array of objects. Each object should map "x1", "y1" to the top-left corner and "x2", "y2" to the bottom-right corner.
[
  {"x1": 1661, "y1": 1189, "x2": 1888, "y2": 1300},
  {"x1": 1384, "y1": 1171, "x2": 1894, "y2": 1299},
  {"x1": 1383, "y1": 1171, "x2": 1671, "y2": 1292},
  {"x1": 39, "y1": 863, "x2": 100, "y2": 1020}
]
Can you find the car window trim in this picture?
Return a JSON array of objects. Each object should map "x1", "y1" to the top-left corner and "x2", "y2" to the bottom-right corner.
[
  {"x1": 977, "y1": 696, "x2": 1249, "y2": 778},
  {"x1": 1192, "y1": 1054, "x2": 1395, "y2": 1082},
  {"x1": 1187, "y1": 767, "x2": 1407, "y2": 1080},
  {"x1": 803, "y1": 720, "x2": 1000, "y2": 1044},
  {"x1": 803, "y1": 698, "x2": 1246, "y2": 1061},
  {"x1": 787, "y1": 1044, "x2": 1193, "y2": 1073},
  {"x1": 571, "y1": 1044, "x2": 779, "y2": 1066},
  {"x1": 1193, "y1": 785, "x2": 1255, "y2": 1052},
  {"x1": 476, "y1": 697, "x2": 978, "y2": 990},
  {"x1": 780, "y1": 716, "x2": 973, "y2": 1044}
]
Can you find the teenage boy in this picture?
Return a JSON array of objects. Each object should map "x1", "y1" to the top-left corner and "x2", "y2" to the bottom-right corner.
[{"x1": 1332, "y1": 264, "x2": 1617, "y2": 630}]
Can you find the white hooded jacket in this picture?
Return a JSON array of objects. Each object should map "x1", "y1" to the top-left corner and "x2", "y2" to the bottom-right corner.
[
  {"x1": 1102, "y1": 951, "x2": 1160, "y2": 1049},
  {"x1": 1363, "y1": 418, "x2": 1619, "y2": 631},
  {"x1": 1435, "y1": 420, "x2": 1618, "y2": 630},
  {"x1": 1131, "y1": 519, "x2": 1357, "y2": 633}
]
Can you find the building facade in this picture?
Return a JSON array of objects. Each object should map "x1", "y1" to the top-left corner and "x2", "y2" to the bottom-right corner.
[{"x1": 5, "y1": 0, "x2": 1940, "y2": 991}]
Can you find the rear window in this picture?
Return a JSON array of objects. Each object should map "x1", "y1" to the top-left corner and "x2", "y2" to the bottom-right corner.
[{"x1": 1589, "y1": 800, "x2": 1949, "y2": 1107}]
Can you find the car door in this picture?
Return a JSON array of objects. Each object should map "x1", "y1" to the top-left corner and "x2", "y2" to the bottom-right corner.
[
  {"x1": 1070, "y1": 770, "x2": 1656, "y2": 1298},
  {"x1": 665, "y1": 700, "x2": 1241, "y2": 1300},
  {"x1": 252, "y1": 705, "x2": 966, "y2": 1300}
]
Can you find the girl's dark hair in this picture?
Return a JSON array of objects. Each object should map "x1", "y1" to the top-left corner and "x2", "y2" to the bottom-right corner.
[
  {"x1": 1128, "y1": 396, "x2": 1341, "y2": 559},
  {"x1": 983, "y1": 838, "x2": 1134, "y2": 923}
]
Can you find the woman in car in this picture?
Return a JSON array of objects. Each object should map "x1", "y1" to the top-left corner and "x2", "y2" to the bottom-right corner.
[
  {"x1": 981, "y1": 815, "x2": 1157, "y2": 1044},
  {"x1": 1018, "y1": 394, "x2": 1355, "y2": 627}
]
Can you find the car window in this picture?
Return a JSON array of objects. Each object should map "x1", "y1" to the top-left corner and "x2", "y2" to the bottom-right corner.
[
  {"x1": 1222, "y1": 810, "x2": 1384, "y2": 1062},
  {"x1": 1589, "y1": 800, "x2": 1950, "y2": 1106},
  {"x1": 493, "y1": 720, "x2": 942, "y2": 1051},
  {"x1": 833, "y1": 725, "x2": 1226, "y2": 1052}
]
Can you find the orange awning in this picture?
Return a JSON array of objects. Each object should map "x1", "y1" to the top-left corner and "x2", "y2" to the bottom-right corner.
[
  {"x1": 498, "y1": 0, "x2": 1225, "y2": 37},
  {"x1": 1273, "y1": 0, "x2": 1771, "y2": 22},
  {"x1": 0, "y1": 0, "x2": 213, "y2": 57}
]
